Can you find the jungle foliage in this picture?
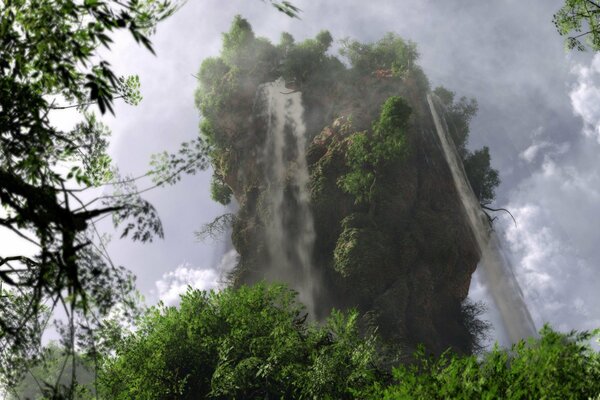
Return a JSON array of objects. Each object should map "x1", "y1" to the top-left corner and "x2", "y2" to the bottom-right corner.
[
  {"x1": 370, "y1": 325, "x2": 600, "y2": 400},
  {"x1": 98, "y1": 284, "x2": 379, "y2": 399},
  {"x1": 338, "y1": 96, "x2": 412, "y2": 204},
  {"x1": 196, "y1": 16, "x2": 500, "y2": 208},
  {"x1": 0, "y1": 0, "x2": 181, "y2": 390},
  {"x1": 9, "y1": 283, "x2": 600, "y2": 399}
]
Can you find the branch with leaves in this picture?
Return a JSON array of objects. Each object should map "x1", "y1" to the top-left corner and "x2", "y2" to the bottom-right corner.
[{"x1": 554, "y1": 0, "x2": 600, "y2": 51}]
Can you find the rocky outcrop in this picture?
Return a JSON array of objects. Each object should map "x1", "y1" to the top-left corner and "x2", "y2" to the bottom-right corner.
[{"x1": 195, "y1": 18, "x2": 495, "y2": 356}]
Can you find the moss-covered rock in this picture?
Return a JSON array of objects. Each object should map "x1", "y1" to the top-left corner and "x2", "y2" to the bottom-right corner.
[{"x1": 195, "y1": 17, "x2": 500, "y2": 357}]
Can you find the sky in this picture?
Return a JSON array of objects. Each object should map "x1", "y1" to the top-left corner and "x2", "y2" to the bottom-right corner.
[{"x1": 44, "y1": 0, "x2": 600, "y2": 345}]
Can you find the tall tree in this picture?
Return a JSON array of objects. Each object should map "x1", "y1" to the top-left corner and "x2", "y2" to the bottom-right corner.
[
  {"x1": 0, "y1": 0, "x2": 298, "y2": 394},
  {"x1": 0, "y1": 1, "x2": 182, "y2": 391}
]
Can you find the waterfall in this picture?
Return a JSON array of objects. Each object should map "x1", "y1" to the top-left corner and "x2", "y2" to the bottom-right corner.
[
  {"x1": 427, "y1": 94, "x2": 538, "y2": 343},
  {"x1": 256, "y1": 78, "x2": 317, "y2": 315}
]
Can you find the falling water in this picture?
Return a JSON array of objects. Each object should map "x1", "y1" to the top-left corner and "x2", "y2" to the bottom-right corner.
[
  {"x1": 427, "y1": 94, "x2": 538, "y2": 343},
  {"x1": 256, "y1": 78, "x2": 317, "y2": 315}
]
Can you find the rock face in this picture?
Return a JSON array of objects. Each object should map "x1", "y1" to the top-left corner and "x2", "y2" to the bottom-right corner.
[
  {"x1": 230, "y1": 92, "x2": 479, "y2": 355},
  {"x1": 195, "y1": 18, "x2": 497, "y2": 355}
]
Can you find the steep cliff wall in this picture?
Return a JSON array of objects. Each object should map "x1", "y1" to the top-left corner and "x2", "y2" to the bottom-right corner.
[{"x1": 195, "y1": 17, "x2": 499, "y2": 355}]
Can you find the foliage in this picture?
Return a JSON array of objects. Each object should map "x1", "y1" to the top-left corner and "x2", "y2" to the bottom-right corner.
[
  {"x1": 195, "y1": 213, "x2": 236, "y2": 242},
  {"x1": 433, "y1": 86, "x2": 500, "y2": 205},
  {"x1": 333, "y1": 214, "x2": 388, "y2": 279},
  {"x1": 338, "y1": 96, "x2": 411, "y2": 203},
  {"x1": 369, "y1": 325, "x2": 600, "y2": 400},
  {"x1": 195, "y1": 17, "x2": 338, "y2": 148},
  {"x1": 463, "y1": 146, "x2": 500, "y2": 206},
  {"x1": 279, "y1": 30, "x2": 335, "y2": 84},
  {"x1": 195, "y1": 19, "x2": 502, "y2": 355},
  {"x1": 0, "y1": 0, "x2": 183, "y2": 387},
  {"x1": 149, "y1": 138, "x2": 212, "y2": 186},
  {"x1": 7, "y1": 291, "x2": 146, "y2": 399},
  {"x1": 209, "y1": 174, "x2": 233, "y2": 205},
  {"x1": 460, "y1": 299, "x2": 492, "y2": 354},
  {"x1": 554, "y1": 0, "x2": 600, "y2": 51},
  {"x1": 98, "y1": 283, "x2": 379, "y2": 399},
  {"x1": 433, "y1": 86, "x2": 478, "y2": 156},
  {"x1": 340, "y1": 33, "x2": 419, "y2": 78}
]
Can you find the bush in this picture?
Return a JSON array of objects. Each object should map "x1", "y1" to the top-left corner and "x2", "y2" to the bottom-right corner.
[
  {"x1": 338, "y1": 96, "x2": 411, "y2": 203},
  {"x1": 99, "y1": 283, "x2": 379, "y2": 399},
  {"x1": 370, "y1": 325, "x2": 600, "y2": 400}
]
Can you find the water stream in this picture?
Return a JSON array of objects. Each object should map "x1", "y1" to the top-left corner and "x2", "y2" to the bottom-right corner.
[
  {"x1": 256, "y1": 78, "x2": 317, "y2": 315},
  {"x1": 427, "y1": 94, "x2": 538, "y2": 343}
]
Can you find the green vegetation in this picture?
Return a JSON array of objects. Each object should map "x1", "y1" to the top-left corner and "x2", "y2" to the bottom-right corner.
[
  {"x1": 0, "y1": 0, "x2": 181, "y2": 390},
  {"x1": 7, "y1": 6, "x2": 594, "y2": 398},
  {"x1": 432, "y1": 86, "x2": 478, "y2": 156},
  {"x1": 210, "y1": 175, "x2": 234, "y2": 205},
  {"x1": 433, "y1": 86, "x2": 499, "y2": 205},
  {"x1": 7, "y1": 343, "x2": 96, "y2": 399},
  {"x1": 98, "y1": 284, "x2": 379, "y2": 399},
  {"x1": 370, "y1": 325, "x2": 600, "y2": 399},
  {"x1": 196, "y1": 17, "x2": 499, "y2": 212},
  {"x1": 340, "y1": 33, "x2": 419, "y2": 78},
  {"x1": 10, "y1": 283, "x2": 600, "y2": 399},
  {"x1": 464, "y1": 146, "x2": 500, "y2": 206},
  {"x1": 103, "y1": 285, "x2": 600, "y2": 399},
  {"x1": 338, "y1": 97, "x2": 412, "y2": 204},
  {"x1": 0, "y1": 3, "x2": 298, "y2": 396},
  {"x1": 555, "y1": 0, "x2": 600, "y2": 51}
]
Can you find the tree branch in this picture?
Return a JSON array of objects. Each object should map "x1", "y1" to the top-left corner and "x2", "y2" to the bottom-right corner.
[{"x1": 482, "y1": 205, "x2": 517, "y2": 227}]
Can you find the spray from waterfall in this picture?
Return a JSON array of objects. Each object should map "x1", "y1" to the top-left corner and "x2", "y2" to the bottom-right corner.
[
  {"x1": 427, "y1": 94, "x2": 538, "y2": 343},
  {"x1": 256, "y1": 78, "x2": 317, "y2": 315}
]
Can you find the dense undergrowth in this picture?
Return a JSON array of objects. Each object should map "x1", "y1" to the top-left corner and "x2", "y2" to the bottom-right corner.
[{"x1": 9, "y1": 284, "x2": 600, "y2": 399}]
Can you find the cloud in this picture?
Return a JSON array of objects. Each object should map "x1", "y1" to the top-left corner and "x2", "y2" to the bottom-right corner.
[
  {"x1": 501, "y1": 203, "x2": 600, "y2": 333},
  {"x1": 155, "y1": 265, "x2": 220, "y2": 305},
  {"x1": 155, "y1": 249, "x2": 238, "y2": 305},
  {"x1": 570, "y1": 54, "x2": 600, "y2": 143},
  {"x1": 518, "y1": 127, "x2": 570, "y2": 164},
  {"x1": 498, "y1": 140, "x2": 600, "y2": 336}
]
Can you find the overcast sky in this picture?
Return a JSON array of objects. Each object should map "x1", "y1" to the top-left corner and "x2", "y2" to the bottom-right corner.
[{"x1": 80, "y1": 0, "x2": 600, "y2": 345}]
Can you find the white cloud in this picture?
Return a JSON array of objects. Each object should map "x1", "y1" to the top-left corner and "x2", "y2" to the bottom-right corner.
[
  {"x1": 155, "y1": 249, "x2": 238, "y2": 306},
  {"x1": 570, "y1": 54, "x2": 600, "y2": 142},
  {"x1": 156, "y1": 265, "x2": 220, "y2": 306},
  {"x1": 499, "y1": 158, "x2": 600, "y2": 335},
  {"x1": 519, "y1": 134, "x2": 570, "y2": 164}
]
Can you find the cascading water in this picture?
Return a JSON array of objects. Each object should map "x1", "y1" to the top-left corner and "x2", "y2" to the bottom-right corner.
[
  {"x1": 427, "y1": 94, "x2": 538, "y2": 343},
  {"x1": 256, "y1": 78, "x2": 317, "y2": 315}
]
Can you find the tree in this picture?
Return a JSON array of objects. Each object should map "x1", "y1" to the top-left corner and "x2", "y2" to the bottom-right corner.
[
  {"x1": 554, "y1": 0, "x2": 600, "y2": 51},
  {"x1": 463, "y1": 147, "x2": 500, "y2": 206},
  {"x1": 99, "y1": 283, "x2": 380, "y2": 399},
  {"x1": 0, "y1": 0, "x2": 298, "y2": 394},
  {"x1": 432, "y1": 86, "x2": 500, "y2": 206},
  {"x1": 340, "y1": 33, "x2": 419, "y2": 78},
  {"x1": 0, "y1": 1, "x2": 183, "y2": 391}
]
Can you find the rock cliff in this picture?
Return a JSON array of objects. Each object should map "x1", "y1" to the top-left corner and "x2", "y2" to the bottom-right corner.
[{"x1": 195, "y1": 16, "x2": 499, "y2": 355}]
